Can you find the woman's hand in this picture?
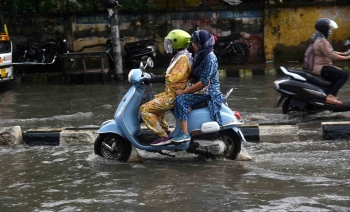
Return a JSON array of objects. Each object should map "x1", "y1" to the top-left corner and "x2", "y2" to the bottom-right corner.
[{"x1": 175, "y1": 89, "x2": 186, "y2": 96}]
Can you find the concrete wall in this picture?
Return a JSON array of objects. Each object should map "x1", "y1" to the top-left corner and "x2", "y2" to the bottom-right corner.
[
  {"x1": 5, "y1": 4, "x2": 350, "y2": 68},
  {"x1": 70, "y1": 8, "x2": 264, "y2": 67},
  {"x1": 264, "y1": 5, "x2": 350, "y2": 63}
]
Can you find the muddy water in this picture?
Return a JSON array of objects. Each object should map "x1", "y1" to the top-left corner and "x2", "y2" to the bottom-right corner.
[{"x1": 0, "y1": 75, "x2": 349, "y2": 211}]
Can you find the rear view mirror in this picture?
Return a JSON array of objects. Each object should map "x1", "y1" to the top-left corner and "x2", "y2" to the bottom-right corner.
[{"x1": 146, "y1": 57, "x2": 154, "y2": 68}]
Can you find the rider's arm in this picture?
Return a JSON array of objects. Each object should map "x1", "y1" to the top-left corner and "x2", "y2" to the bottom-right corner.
[
  {"x1": 198, "y1": 53, "x2": 216, "y2": 86},
  {"x1": 333, "y1": 51, "x2": 350, "y2": 56},
  {"x1": 318, "y1": 39, "x2": 350, "y2": 61}
]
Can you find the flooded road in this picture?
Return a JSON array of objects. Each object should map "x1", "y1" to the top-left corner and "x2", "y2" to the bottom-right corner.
[{"x1": 0, "y1": 75, "x2": 349, "y2": 211}]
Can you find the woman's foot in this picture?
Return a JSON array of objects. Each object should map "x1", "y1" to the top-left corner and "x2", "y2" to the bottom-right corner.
[
  {"x1": 150, "y1": 136, "x2": 171, "y2": 146},
  {"x1": 326, "y1": 94, "x2": 343, "y2": 105},
  {"x1": 171, "y1": 131, "x2": 190, "y2": 143}
]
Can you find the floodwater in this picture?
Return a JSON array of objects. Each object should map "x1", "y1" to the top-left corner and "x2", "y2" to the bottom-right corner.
[{"x1": 0, "y1": 74, "x2": 349, "y2": 211}]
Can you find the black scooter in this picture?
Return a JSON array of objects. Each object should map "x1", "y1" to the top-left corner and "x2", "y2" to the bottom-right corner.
[{"x1": 274, "y1": 66, "x2": 350, "y2": 114}]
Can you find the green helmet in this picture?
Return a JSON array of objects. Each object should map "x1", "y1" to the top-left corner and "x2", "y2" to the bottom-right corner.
[{"x1": 164, "y1": 29, "x2": 191, "y2": 54}]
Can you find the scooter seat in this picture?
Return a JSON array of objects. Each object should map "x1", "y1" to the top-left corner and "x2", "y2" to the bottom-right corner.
[
  {"x1": 287, "y1": 69, "x2": 333, "y2": 87},
  {"x1": 191, "y1": 100, "x2": 208, "y2": 110}
]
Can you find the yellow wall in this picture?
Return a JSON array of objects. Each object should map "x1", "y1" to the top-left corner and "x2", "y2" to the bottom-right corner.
[{"x1": 264, "y1": 5, "x2": 350, "y2": 61}]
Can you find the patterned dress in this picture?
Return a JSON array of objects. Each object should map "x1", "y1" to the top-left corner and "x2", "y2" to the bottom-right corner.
[
  {"x1": 140, "y1": 54, "x2": 192, "y2": 137},
  {"x1": 174, "y1": 52, "x2": 224, "y2": 125}
]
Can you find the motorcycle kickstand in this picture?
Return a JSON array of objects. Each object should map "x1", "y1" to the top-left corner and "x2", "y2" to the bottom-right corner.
[{"x1": 155, "y1": 150, "x2": 176, "y2": 158}]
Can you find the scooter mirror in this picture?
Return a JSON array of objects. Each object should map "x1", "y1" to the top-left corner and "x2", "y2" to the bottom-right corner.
[
  {"x1": 224, "y1": 88, "x2": 233, "y2": 99},
  {"x1": 146, "y1": 57, "x2": 154, "y2": 68},
  {"x1": 140, "y1": 61, "x2": 145, "y2": 72},
  {"x1": 343, "y1": 39, "x2": 350, "y2": 46}
]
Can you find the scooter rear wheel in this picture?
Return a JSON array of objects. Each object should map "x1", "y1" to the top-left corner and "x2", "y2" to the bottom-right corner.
[
  {"x1": 94, "y1": 133, "x2": 132, "y2": 161},
  {"x1": 221, "y1": 129, "x2": 242, "y2": 160}
]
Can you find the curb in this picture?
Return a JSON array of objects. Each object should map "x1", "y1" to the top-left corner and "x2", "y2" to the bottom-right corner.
[
  {"x1": 24, "y1": 127, "x2": 99, "y2": 146},
  {"x1": 322, "y1": 121, "x2": 350, "y2": 140},
  {"x1": 21, "y1": 123, "x2": 300, "y2": 146},
  {"x1": 240, "y1": 123, "x2": 299, "y2": 142},
  {"x1": 0, "y1": 124, "x2": 302, "y2": 146}
]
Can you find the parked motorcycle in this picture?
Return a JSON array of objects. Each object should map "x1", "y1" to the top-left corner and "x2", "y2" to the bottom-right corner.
[
  {"x1": 274, "y1": 38, "x2": 350, "y2": 114},
  {"x1": 12, "y1": 31, "x2": 71, "y2": 73},
  {"x1": 105, "y1": 37, "x2": 156, "y2": 72},
  {"x1": 212, "y1": 33, "x2": 252, "y2": 65},
  {"x1": 94, "y1": 57, "x2": 245, "y2": 161},
  {"x1": 190, "y1": 26, "x2": 251, "y2": 65}
]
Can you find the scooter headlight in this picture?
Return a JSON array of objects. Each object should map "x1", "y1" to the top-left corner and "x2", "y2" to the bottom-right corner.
[{"x1": 128, "y1": 69, "x2": 135, "y2": 82}]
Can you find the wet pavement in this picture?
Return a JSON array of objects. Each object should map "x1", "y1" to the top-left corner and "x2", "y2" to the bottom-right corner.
[{"x1": 0, "y1": 73, "x2": 349, "y2": 211}]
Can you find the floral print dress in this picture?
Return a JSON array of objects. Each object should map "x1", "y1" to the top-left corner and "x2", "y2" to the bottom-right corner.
[{"x1": 140, "y1": 54, "x2": 192, "y2": 137}]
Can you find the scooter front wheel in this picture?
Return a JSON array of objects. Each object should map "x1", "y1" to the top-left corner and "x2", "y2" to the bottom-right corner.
[
  {"x1": 282, "y1": 97, "x2": 292, "y2": 114},
  {"x1": 94, "y1": 133, "x2": 132, "y2": 161}
]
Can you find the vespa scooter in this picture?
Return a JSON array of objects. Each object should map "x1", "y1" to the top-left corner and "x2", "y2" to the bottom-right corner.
[{"x1": 94, "y1": 58, "x2": 246, "y2": 161}]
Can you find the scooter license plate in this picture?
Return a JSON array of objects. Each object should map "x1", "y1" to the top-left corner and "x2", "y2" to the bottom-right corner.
[{"x1": 1, "y1": 68, "x2": 6, "y2": 78}]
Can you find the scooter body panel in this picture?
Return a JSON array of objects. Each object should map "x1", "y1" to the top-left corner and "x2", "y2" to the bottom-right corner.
[
  {"x1": 275, "y1": 77, "x2": 329, "y2": 100},
  {"x1": 187, "y1": 103, "x2": 239, "y2": 133}
]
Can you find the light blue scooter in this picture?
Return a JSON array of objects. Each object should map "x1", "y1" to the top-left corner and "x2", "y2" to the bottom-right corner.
[{"x1": 94, "y1": 58, "x2": 246, "y2": 161}]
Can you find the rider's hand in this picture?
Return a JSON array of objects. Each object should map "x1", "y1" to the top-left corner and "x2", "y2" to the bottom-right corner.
[
  {"x1": 140, "y1": 78, "x2": 151, "y2": 85},
  {"x1": 140, "y1": 73, "x2": 165, "y2": 85},
  {"x1": 175, "y1": 89, "x2": 186, "y2": 96}
]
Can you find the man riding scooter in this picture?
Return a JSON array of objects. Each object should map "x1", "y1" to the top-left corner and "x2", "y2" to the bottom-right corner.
[{"x1": 139, "y1": 29, "x2": 193, "y2": 146}]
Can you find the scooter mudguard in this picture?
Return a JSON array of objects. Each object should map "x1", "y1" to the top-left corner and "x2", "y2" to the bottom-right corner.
[{"x1": 97, "y1": 120, "x2": 125, "y2": 138}]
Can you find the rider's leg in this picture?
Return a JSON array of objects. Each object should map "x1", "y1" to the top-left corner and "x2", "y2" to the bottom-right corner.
[
  {"x1": 321, "y1": 66, "x2": 348, "y2": 105},
  {"x1": 140, "y1": 92, "x2": 173, "y2": 137}
]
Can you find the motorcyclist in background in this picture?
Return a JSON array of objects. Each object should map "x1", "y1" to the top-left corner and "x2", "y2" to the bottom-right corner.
[
  {"x1": 139, "y1": 29, "x2": 193, "y2": 146},
  {"x1": 310, "y1": 18, "x2": 350, "y2": 105}
]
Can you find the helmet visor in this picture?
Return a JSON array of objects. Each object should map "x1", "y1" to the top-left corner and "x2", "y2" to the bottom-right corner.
[
  {"x1": 329, "y1": 20, "x2": 338, "y2": 29},
  {"x1": 164, "y1": 38, "x2": 173, "y2": 54}
]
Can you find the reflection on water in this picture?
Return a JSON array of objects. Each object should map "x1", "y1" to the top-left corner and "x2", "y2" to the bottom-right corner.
[{"x1": 0, "y1": 76, "x2": 350, "y2": 211}]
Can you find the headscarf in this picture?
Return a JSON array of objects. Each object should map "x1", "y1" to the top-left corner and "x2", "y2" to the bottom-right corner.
[
  {"x1": 311, "y1": 30, "x2": 334, "y2": 51},
  {"x1": 191, "y1": 30, "x2": 215, "y2": 78}
]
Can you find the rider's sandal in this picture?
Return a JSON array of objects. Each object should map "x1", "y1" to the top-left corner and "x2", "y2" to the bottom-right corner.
[{"x1": 326, "y1": 95, "x2": 343, "y2": 105}]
